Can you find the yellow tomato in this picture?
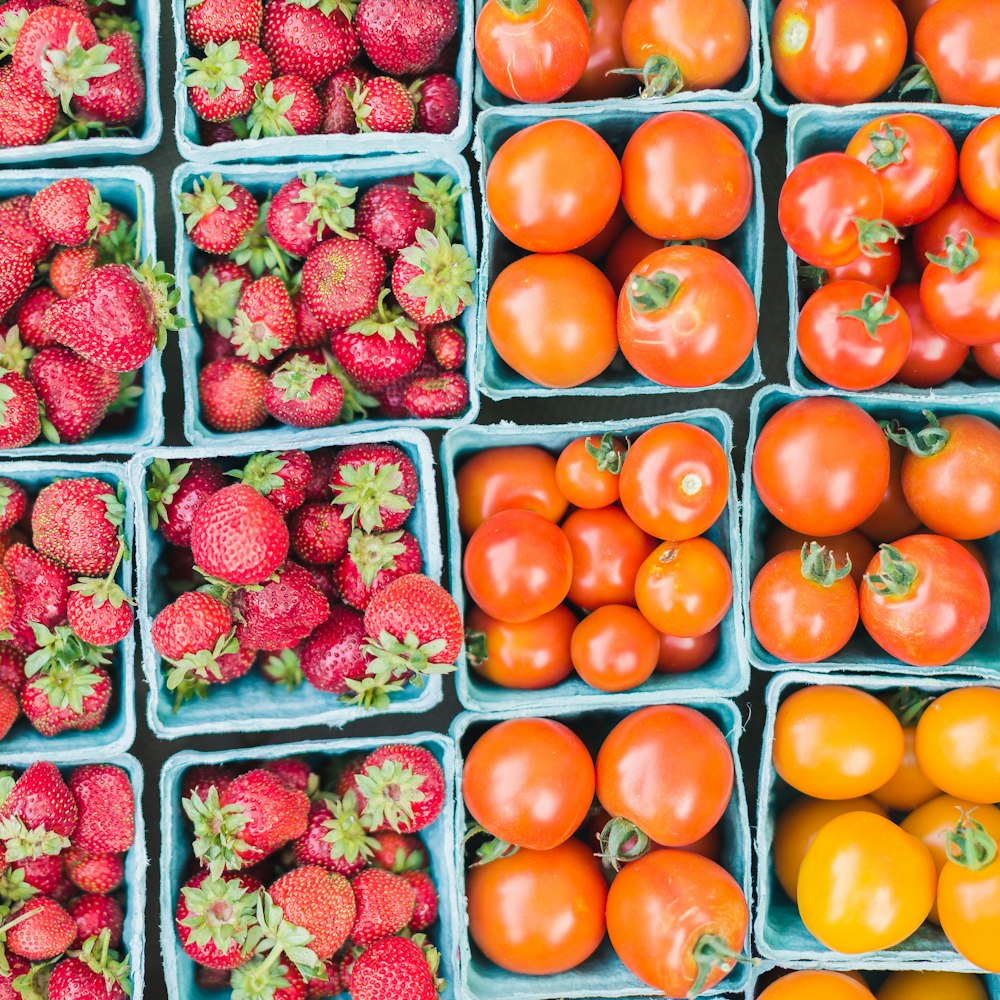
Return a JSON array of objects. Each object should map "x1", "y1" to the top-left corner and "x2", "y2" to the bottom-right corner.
[
  {"x1": 759, "y1": 970, "x2": 875, "y2": 999},
  {"x1": 871, "y1": 727, "x2": 941, "y2": 812},
  {"x1": 877, "y1": 970, "x2": 989, "y2": 1000}
]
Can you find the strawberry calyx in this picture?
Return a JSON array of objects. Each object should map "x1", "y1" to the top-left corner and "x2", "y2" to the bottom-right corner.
[
  {"x1": 345, "y1": 529, "x2": 405, "y2": 587},
  {"x1": 163, "y1": 629, "x2": 241, "y2": 697},
  {"x1": 242, "y1": 891, "x2": 324, "y2": 982},
  {"x1": 354, "y1": 757, "x2": 429, "y2": 834},
  {"x1": 180, "y1": 173, "x2": 239, "y2": 231},
  {"x1": 346, "y1": 77, "x2": 374, "y2": 130},
  {"x1": 319, "y1": 790, "x2": 378, "y2": 864},
  {"x1": 73, "y1": 929, "x2": 133, "y2": 997},
  {"x1": 146, "y1": 459, "x2": 193, "y2": 530},
  {"x1": 0, "y1": 815, "x2": 70, "y2": 862},
  {"x1": 347, "y1": 289, "x2": 420, "y2": 346},
  {"x1": 10, "y1": 960, "x2": 50, "y2": 1000},
  {"x1": 23, "y1": 659, "x2": 106, "y2": 716},
  {"x1": 0, "y1": 9, "x2": 27, "y2": 60},
  {"x1": 178, "y1": 874, "x2": 261, "y2": 955},
  {"x1": 230, "y1": 957, "x2": 300, "y2": 1000},
  {"x1": 408, "y1": 933, "x2": 445, "y2": 995},
  {"x1": 340, "y1": 673, "x2": 407, "y2": 711},
  {"x1": 262, "y1": 649, "x2": 303, "y2": 690},
  {"x1": 410, "y1": 173, "x2": 461, "y2": 240},
  {"x1": 361, "y1": 629, "x2": 451, "y2": 682},
  {"x1": 190, "y1": 269, "x2": 246, "y2": 335},
  {"x1": 0, "y1": 327, "x2": 35, "y2": 376},
  {"x1": 399, "y1": 229, "x2": 475, "y2": 322},
  {"x1": 229, "y1": 451, "x2": 293, "y2": 496},
  {"x1": 0, "y1": 865, "x2": 39, "y2": 904},
  {"x1": 331, "y1": 461, "x2": 412, "y2": 532},
  {"x1": 183, "y1": 786, "x2": 253, "y2": 877},
  {"x1": 270, "y1": 355, "x2": 328, "y2": 402},
  {"x1": 231, "y1": 201, "x2": 292, "y2": 279},
  {"x1": 230, "y1": 307, "x2": 286, "y2": 363},
  {"x1": 132, "y1": 258, "x2": 185, "y2": 352},
  {"x1": 96, "y1": 216, "x2": 139, "y2": 264},
  {"x1": 247, "y1": 80, "x2": 297, "y2": 140},
  {"x1": 39, "y1": 30, "x2": 118, "y2": 115},
  {"x1": 287, "y1": 0, "x2": 356, "y2": 14},
  {"x1": 24, "y1": 623, "x2": 111, "y2": 678},
  {"x1": 184, "y1": 40, "x2": 249, "y2": 98},
  {"x1": 293, "y1": 171, "x2": 357, "y2": 241},
  {"x1": 0, "y1": 376, "x2": 27, "y2": 433}
]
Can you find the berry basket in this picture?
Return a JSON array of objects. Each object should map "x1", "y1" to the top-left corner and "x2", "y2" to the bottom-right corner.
[
  {"x1": 171, "y1": 153, "x2": 480, "y2": 447},
  {"x1": 473, "y1": 100, "x2": 764, "y2": 400},
  {"x1": 440, "y1": 411, "x2": 749, "y2": 713},
  {"x1": 745, "y1": 964, "x2": 1000, "y2": 996},
  {"x1": 451, "y1": 699, "x2": 752, "y2": 999},
  {"x1": 159, "y1": 732, "x2": 459, "y2": 1000},
  {"x1": 0, "y1": 167, "x2": 165, "y2": 456}
]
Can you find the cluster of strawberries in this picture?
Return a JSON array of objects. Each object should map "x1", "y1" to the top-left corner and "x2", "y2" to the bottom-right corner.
[
  {"x1": 0, "y1": 761, "x2": 135, "y2": 999},
  {"x1": 176, "y1": 746, "x2": 446, "y2": 999},
  {"x1": 185, "y1": 170, "x2": 473, "y2": 432},
  {"x1": 183, "y1": 0, "x2": 460, "y2": 142},
  {"x1": 0, "y1": 178, "x2": 181, "y2": 448}
]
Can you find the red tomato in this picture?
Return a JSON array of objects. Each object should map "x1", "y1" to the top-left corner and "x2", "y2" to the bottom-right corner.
[
  {"x1": 656, "y1": 626, "x2": 720, "y2": 673},
  {"x1": 555, "y1": 433, "x2": 626, "y2": 508},
  {"x1": 617, "y1": 244, "x2": 757, "y2": 387},
  {"x1": 571, "y1": 604, "x2": 659, "y2": 691},
  {"x1": 914, "y1": 0, "x2": 1000, "y2": 107},
  {"x1": 920, "y1": 234, "x2": 1000, "y2": 345},
  {"x1": 765, "y1": 525, "x2": 875, "y2": 588},
  {"x1": 821, "y1": 239, "x2": 901, "y2": 287},
  {"x1": 960, "y1": 118, "x2": 1000, "y2": 227},
  {"x1": 604, "y1": 225, "x2": 668, "y2": 292},
  {"x1": 892, "y1": 283, "x2": 969, "y2": 387},
  {"x1": 898, "y1": 0, "x2": 938, "y2": 35},
  {"x1": 857, "y1": 442, "x2": 922, "y2": 544},
  {"x1": 564, "y1": 0, "x2": 633, "y2": 99},
  {"x1": 575, "y1": 202, "x2": 628, "y2": 261},
  {"x1": 913, "y1": 189, "x2": 1000, "y2": 268},
  {"x1": 973, "y1": 340, "x2": 1000, "y2": 379}
]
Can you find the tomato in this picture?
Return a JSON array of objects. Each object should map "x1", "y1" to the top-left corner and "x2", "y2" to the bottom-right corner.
[
  {"x1": 604, "y1": 225, "x2": 668, "y2": 292},
  {"x1": 878, "y1": 971, "x2": 989, "y2": 1000},
  {"x1": 656, "y1": 626, "x2": 719, "y2": 673},
  {"x1": 617, "y1": 244, "x2": 757, "y2": 387},
  {"x1": 555, "y1": 433, "x2": 626, "y2": 509},
  {"x1": 771, "y1": 0, "x2": 906, "y2": 104},
  {"x1": 796, "y1": 280, "x2": 911, "y2": 391},
  {"x1": 861, "y1": 535, "x2": 989, "y2": 667},
  {"x1": 773, "y1": 796, "x2": 887, "y2": 902},
  {"x1": 463, "y1": 510, "x2": 573, "y2": 624},
  {"x1": 456, "y1": 446, "x2": 567, "y2": 535},
  {"x1": 759, "y1": 971, "x2": 876, "y2": 1000},
  {"x1": 684, "y1": 823, "x2": 722, "y2": 861},
  {"x1": 634, "y1": 538, "x2": 732, "y2": 637},
  {"x1": 620, "y1": 112, "x2": 753, "y2": 241},
  {"x1": 562, "y1": 505, "x2": 657, "y2": 610},
  {"x1": 571, "y1": 604, "x2": 659, "y2": 692},
  {"x1": 915, "y1": 687, "x2": 1000, "y2": 803},
  {"x1": 752, "y1": 397, "x2": 890, "y2": 536},
  {"x1": 620, "y1": 0, "x2": 750, "y2": 91},
  {"x1": 486, "y1": 253, "x2": 618, "y2": 388},
  {"x1": 914, "y1": 0, "x2": 1000, "y2": 107},
  {"x1": 486, "y1": 121, "x2": 621, "y2": 254},
  {"x1": 892, "y1": 283, "x2": 969, "y2": 388},
  {"x1": 845, "y1": 114, "x2": 957, "y2": 228},
  {"x1": 898, "y1": 0, "x2": 938, "y2": 35},
  {"x1": 960, "y1": 116, "x2": 1000, "y2": 222},
  {"x1": 618, "y1": 421, "x2": 729, "y2": 541},
  {"x1": 465, "y1": 604, "x2": 576, "y2": 690},
  {"x1": 564, "y1": 0, "x2": 633, "y2": 100},
  {"x1": 798, "y1": 811, "x2": 936, "y2": 953},
  {"x1": 606, "y1": 850, "x2": 748, "y2": 997},
  {"x1": 765, "y1": 526, "x2": 875, "y2": 587},
  {"x1": 575, "y1": 202, "x2": 628, "y2": 261},
  {"x1": 463, "y1": 718, "x2": 595, "y2": 850},
  {"x1": 475, "y1": 0, "x2": 590, "y2": 103},
  {"x1": 820, "y1": 239, "x2": 901, "y2": 287},
  {"x1": 465, "y1": 838, "x2": 607, "y2": 975},
  {"x1": 974, "y1": 340, "x2": 1000, "y2": 379},
  {"x1": 871, "y1": 726, "x2": 941, "y2": 812},
  {"x1": 913, "y1": 189, "x2": 1000, "y2": 268},
  {"x1": 596, "y1": 704, "x2": 734, "y2": 845},
  {"x1": 858, "y1": 443, "x2": 921, "y2": 544},
  {"x1": 920, "y1": 234, "x2": 1000, "y2": 345}
]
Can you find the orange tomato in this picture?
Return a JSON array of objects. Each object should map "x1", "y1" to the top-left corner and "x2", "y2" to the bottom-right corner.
[
  {"x1": 878, "y1": 971, "x2": 989, "y2": 1000},
  {"x1": 656, "y1": 626, "x2": 720, "y2": 673},
  {"x1": 564, "y1": 0, "x2": 633, "y2": 99},
  {"x1": 759, "y1": 970, "x2": 876, "y2": 1000},
  {"x1": 857, "y1": 441, "x2": 922, "y2": 544},
  {"x1": 871, "y1": 726, "x2": 941, "y2": 812},
  {"x1": 571, "y1": 604, "x2": 659, "y2": 691},
  {"x1": 604, "y1": 224, "x2": 667, "y2": 293},
  {"x1": 554, "y1": 433, "x2": 626, "y2": 509},
  {"x1": 764, "y1": 525, "x2": 875, "y2": 588}
]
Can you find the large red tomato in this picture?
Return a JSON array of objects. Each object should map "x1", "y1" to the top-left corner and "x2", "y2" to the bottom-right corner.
[
  {"x1": 913, "y1": 189, "x2": 1000, "y2": 267},
  {"x1": 920, "y1": 234, "x2": 1000, "y2": 345}
]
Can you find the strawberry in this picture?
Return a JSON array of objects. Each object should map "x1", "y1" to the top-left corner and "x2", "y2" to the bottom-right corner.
[
  {"x1": 306, "y1": 958, "x2": 342, "y2": 998},
  {"x1": 304, "y1": 452, "x2": 336, "y2": 501},
  {"x1": 66, "y1": 578, "x2": 133, "y2": 646},
  {"x1": 349, "y1": 934, "x2": 440, "y2": 1000},
  {"x1": 230, "y1": 275, "x2": 296, "y2": 364},
  {"x1": 233, "y1": 562, "x2": 329, "y2": 651},
  {"x1": 181, "y1": 175, "x2": 258, "y2": 257},
  {"x1": 212, "y1": 643, "x2": 256, "y2": 688},
  {"x1": 355, "y1": 179, "x2": 440, "y2": 259},
  {"x1": 262, "y1": 0, "x2": 358, "y2": 84},
  {"x1": 4, "y1": 896, "x2": 76, "y2": 959},
  {"x1": 230, "y1": 448, "x2": 312, "y2": 515},
  {"x1": 355, "y1": 744, "x2": 444, "y2": 834},
  {"x1": 267, "y1": 173, "x2": 357, "y2": 258},
  {"x1": 247, "y1": 74, "x2": 321, "y2": 138},
  {"x1": 31, "y1": 477, "x2": 123, "y2": 577},
  {"x1": 0, "y1": 239, "x2": 32, "y2": 315},
  {"x1": 0, "y1": 954, "x2": 30, "y2": 999},
  {"x1": 0, "y1": 370, "x2": 39, "y2": 448},
  {"x1": 291, "y1": 290, "x2": 327, "y2": 347},
  {"x1": 348, "y1": 868, "x2": 415, "y2": 946},
  {"x1": 199, "y1": 117, "x2": 250, "y2": 144},
  {"x1": 299, "y1": 564, "x2": 338, "y2": 604},
  {"x1": 201, "y1": 327, "x2": 236, "y2": 364},
  {"x1": 49, "y1": 246, "x2": 98, "y2": 298},
  {"x1": 28, "y1": 347, "x2": 119, "y2": 444},
  {"x1": 335, "y1": 529, "x2": 421, "y2": 610},
  {"x1": 412, "y1": 73, "x2": 458, "y2": 134},
  {"x1": 151, "y1": 591, "x2": 236, "y2": 696},
  {"x1": 299, "y1": 605, "x2": 366, "y2": 694},
  {"x1": 355, "y1": 0, "x2": 455, "y2": 74},
  {"x1": 229, "y1": 198, "x2": 292, "y2": 278},
  {"x1": 48, "y1": 942, "x2": 132, "y2": 1000},
  {"x1": 185, "y1": 39, "x2": 272, "y2": 122},
  {"x1": 16, "y1": 287, "x2": 60, "y2": 349},
  {"x1": 185, "y1": 0, "x2": 262, "y2": 48},
  {"x1": 198, "y1": 356, "x2": 268, "y2": 433},
  {"x1": 391, "y1": 228, "x2": 474, "y2": 328},
  {"x1": 403, "y1": 870, "x2": 437, "y2": 931},
  {"x1": 0, "y1": 478, "x2": 25, "y2": 534},
  {"x1": 182, "y1": 764, "x2": 234, "y2": 802},
  {"x1": 190, "y1": 260, "x2": 250, "y2": 337},
  {"x1": 403, "y1": 371, "x2": 468, "y2": 418},
  {"x1": 302, "y1": 237, "x2": 385, "y2": 329},
  {"x1": 21, "y1": 660, "x2": 112, "y2": 737},
  {"x1": 175, "y1": 870, "x2": 261, "y2": 970},
  {"x1": 319, "y1": 65, "x2": 367, "y2": 133},
  {"x1": 265, "y1": 354, "x2": 344, "y2": 428},
  {"x1": 0, "y1": 195, "x2": 52, "y2": 264},
  {"x1": 29, "y1": 179, "x2": 111, "y2": 248},
  {"x1": 349, "y1": 75, "x2": 414, "y2": 133},
  {"x1": 0, "y1": 683, "x2": 16, "y2": 738},
  {"x1": 0, "y1": 563, "x2": 14, "y2": 631},
  {"x1": 261, "y1": 756, "x2": 315, "y2": 793},
  {"x1": 68, "y1": 764, "x2": 134, "y2": 852},
  {"x1": 3, "y1": 544, "x2": 72, "y2": 653},
  {"x1": 292, "y1": 794, "x2": 376, "y2": 876},
  {"x1": 290, "y1": 502, "x2": 351, "y2": 565},
  {"x1": 0, "y1": 643, "x2": 25, "y2": 693},
  {"x1": 147, "y1": 458, "x2": 226, "y2": 547},
  {"x1": 67, "y1": 894, "x2": 123, "y2": 949},
  {"x1": 63, "y1": 846, "x2": 123, "y2": 893},
  {"x1": 231, "y1": 957, "x2": 305, "y2": 999},
  {"x1": 426, "y1": 322, "x2": 464, "y2": 370},
  {"x1": 269, "y1": 865, "x2": 355, "y2": 959},
  {"x1": 72, "y1": 30, "x2": 145, "y2": 126},
  {"x1": 368, "y1": 830, "x2": 426, "y2": 872},
  {"x1": 332, "y1": 301, "x2": 426, "y2": 392},
  {"x1": 329, "y1": 442, "x2": 417, "y2": 532},
  {"x1": 0, "y1": 64, "x2": 58, "y2": 147},
  {"x1": 0, "y1": 761, "x2": 77, "y2": 858}
]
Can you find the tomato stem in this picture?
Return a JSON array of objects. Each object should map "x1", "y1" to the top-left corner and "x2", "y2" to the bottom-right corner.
[
  {"x1": 865, "y1": 122, "x2": 907, "y2": 170},
  {"x1": 839, "y1": 287, "x2": 898, "y2": 339},
  {"x1": 463, "y1": 823, "x2": 520, "y2": 866},
  {"x1": 584, "y1": 431, "x2": 626, "y2": 474},
  {"x1": 927, "y1": 231, "x2": 979, "y2": 274},
  {"x1": 464, "y1": 630, "x2": 488, "y2": 667},
  {"x1": 864, "y1": 543, "x2": 918, "y2": 597},
  {"x1": 799, "y1": 542, "x2": 851, "y2": 588},
  {"x1": 885, "y1": 687, "x2": 935, "y2": 726},
  {"x1": 852, "y1": 217, "x2": 903, "y2": 259},
  {"x1": 496, "y1": 0, "x2": 540, "y2": 16},
  {"x1": 797, "y1": 262, "x2": 826, "y2": 292},
  {"x1": 606, "y1": 55, "x2": 685, "y2": 98},
  {"x1": 894, "y1": 63, "x2": 940, "y2": 102},
  {"x1": 946, "y1": 813, "x2": 997, "y2": 872},
  {"x1": 627, "y1": 271, "x2": 681, "y2": 313},
  {"x1": 880, "y1": 410, "x2": 950, "y2": 457},
  {"x1": 687, "y1": 934, "x2": 754, "y2": 998},
  {"x1": 597, "y1": 816, "x2": 651, "y2": 871}
]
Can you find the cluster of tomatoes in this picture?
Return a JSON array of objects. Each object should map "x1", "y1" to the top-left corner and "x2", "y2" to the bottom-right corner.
[
  {"x1": 782, "y1": 111, "x2": 1000, "y2": 391},
  {"x1": 770, "y1": 682, "x2": 1000, "y2": 972},
  {"x1": 457, "y1": 422, "x2": 733, "y2": 693},
  {"x1": 461, "y1": 706, "x2": 747, "y2": 995},
  {"x1": 750, "y1": 395, "x2": 998, "y2": 667},
  {"x1": 483, "y1": 112, "x2": 758, "y2": 390},
  {"x1": 758, "y1": 969, "x2": 992, "y2": 999}
]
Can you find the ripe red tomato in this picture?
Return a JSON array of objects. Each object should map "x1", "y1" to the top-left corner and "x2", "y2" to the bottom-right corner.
[
  {"x1": 898, "y1": 0, "x2": 938, "y2": 35},
  {"x1": 620, "y1": 112, "x2": 753, "y2": 241},
  {"x1": 564, "y1": 0, "x2": 633, "y2": 100},
  {"x1": 765, "y1": 525, "x2": 875, "y2": 588},
  {"x1": 486, "y1": 253, "x2": 618, "y2": 388},
  {"x1": 618, "y1": 421, "x2": 729, "y2": 541},
  {"x1": 973, "y1": 340, "x2": 1000, "y2": 379},
  {"x1": 913, "y1": 189, "x2": 1000, "y2": 268},
  {"x1": 960, "y1": 115, "x2": 1000, "y2": 221},
  {"x1": 571, "y1": 604, "x2": 659, "y2": 691},
  {"x1": 752, "y1": 397, "x2": 890, "y2": 536},
  {"x1": 555, "y1": 433, "x2": 626, "y2": 509},
  {"x1": 463, "y1": 509, "x2": 573, "y2": 623},
  {"x1": 914, "y1": 0, "x2": 1000, "y2": 107},
  {"x1": 820, "y1": 239, "x2": 901, "y2": 287},
  {"x1": 892, "y1": 283, "x2": 969, "y2": 388},
  {"x1": 656, "y1": 626, "x2": 720, "y2": 673},
  {"x1": 770, "y1": 0, "x2": 906, "y2": 104},
  {"x1": 617, "y1": 245, "x2": 757, "y2": 387},
  {"x1": 604, "y1": 225, "x2": 668, "y2": 292},
  {"x1": 857, "y1": 442, "x2": 922, "y2": 544},
  {"x1": 575, "y1": 202, "x2": 628, "y2": 262},
  {"x1": 475, "y1": 0, "x2": 590, "y2": 103},
  {"x1": 920, "y1": 234, "x2": 1000, "y2": 345}
]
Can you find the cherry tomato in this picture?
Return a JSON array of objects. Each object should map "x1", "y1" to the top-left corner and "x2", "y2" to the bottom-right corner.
[
  {"x1": 562, "y1": 505, "x2": 657, "y2": 610},
  {"x1": 564, "y1": 0, "x2": 633, "y2": 100},
  {"x1": 575, "y1": 201, "x2": 628, "y2": 261},
  {"x1": 604, "y1": 225, "x2": 668, "y2": 292},
  {"x1": 486, "y1": 253, "x2": 618, "y2": 388},
  {"x1": 798, "y1": 811, "x2": 936, "y2": 953},
  {"x1": 620, "y1": 112, "x2": 753, "y2": 241},
  {"x1": 465, "y1": 604, "x2": 576, "y2": 690},
  {"x1": 765, "y1": 526, "x2": 875, "y2": 588},
  {"x1": 634, "y1": 538, "x2": 732, "y2": 637},
  {"x1": 914, "y1": 0, "x2": 1000, "y2": 107},
  {"x1": 555, "y1": 433, "x2": 626, "y2": 509},
  {"x1": 898, "y1": 0, "x2": 938, "y2": 35},
  {"x1": 465, "y1": 838, "x2": 607, "y2": 975},
  {"x1": 463, "y1": 718, "x2": 595, "y2": 850},
  {"x1": 973, "y1": 340, "x2": 1000, "y2": 379},
  {"x1": 960, "y1": 116, "x2": 1000, "y2": 222},
  {"x1": 463, "y1": 509, "x2": 573, "y2": 623},
  {"x1": 456, "y1": 446, "x2": 567, "y2": 535},
  {"x1": 857, "y1": 443, "x2": 922, "y2": 544},
  {"x1": 475, "y1": 0, "x2": 590, "y2": 103},
  {"x1": 860, "y1": 535, "x2": 989, "y2": 667},
  {"x1": 760, "y1": 971, "x2": 876, "y2": 1000},
  {"x1": 892, "y1": 283, "x2": 969, "y2": 388},
  {"x1": 752, "y1": 397, "x2": 890, "y2": 536},
  {"x1": 871, "y1": 726, "x2": 941, "y2": 812},
  {"x1": 913, "y1": 189, "x2": 1000, "y2": 267},
  {"x1": 878, "y1": 971, "x2": 989, "y2": 1000},
  {"x1": 571, "y1": 604, "x2": 659, "y2": 691},
  {"x1": 684, "y1": 823, "x2": 722, "y2": 861},
  {"x1": 656, "y1": 626, "x2": 719, "y2": 673},
  {"x1": 596, "y1": 704, "x2": 734, "y2": 845},
  {"x1": 920, "y1": 234, "x2": 1000, "y2": 345},
  {"x1": 618, "y1": 421, "x2": 729, "y2": 541},
  {"x1": 606, "y1": 850, "x2": 748, "y2": 997},
  {"x1": 820, "y1": 239, "x2": 901, "y2": 287},
  {"x1": 617, "y1": 244, "x2": 757, "y2": 387}
]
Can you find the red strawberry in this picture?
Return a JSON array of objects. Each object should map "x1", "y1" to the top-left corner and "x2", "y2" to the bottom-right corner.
[
  {"x1": 304, "y1": 452, "x2": 336, "y2": 501},
  {"x1": 72, "y1": 31, "x2": 145, "y2": 126},
  {"x1": 5, "y1": 896, "x2": 76, "y2": 959},
  {"x1": 147, "y1": 458, "x2": 226, "y2": 547},
  {"x1": 198, "y1": 356, "x2": 268, "y2": 433},
  {"x1": 404, "y1": 870, "x2": 438, "y2": 931},
  {"x1": 195, "y1": 965, "x2": 232, "y2": 989},
  {"x1": 412, "y1": 73, "x2": 458, "y2": 133},
  {"x1": 267, "y1": 173, "x2": 357, "y2": 258},
  {"x1": 230, "y1": 275, "x2": 296, "y2": 364},
  {"x1": 28, "y1": 347, "x2": 119, "y2": 444},
  {"x1": 292, "y1": 794, "x2": 376, "y2": 876},
  {"x1": 201, "y1": 327, "x2": 237, "y2": 364},
  {"x1": 3, "y1": 544, "x2": 72, "y2": 652},
  {"x1": 262, "y1": 0, "x2": 358, "y2": 84},
  {"x1": 332, "y1": 307, "x2": 426, "y2": 392},
  {"x1": 348, "y1": 868, "x2": 415, "y2": 946},
  {"x1": 231, "y1": 958, "x2": 305, "y2": 999},
  {"x1": 49, "y1": 246, "x2": 98, "y2": 298},
  {"x1": 185, "y1": 0, "x2": 262, "y2": 48},
  {"x1": 231, "y1": 448, "x2": 311, "y2": 515},
  {"x1": 48, "y1": 948, "x2": 131, "y2": 1000},
  {"x1": 0, "y1": 64, "x2": 58, "y2": 147},
  {"x1": 31, "y1": 477, "x2": 123, "y2": 576},
  {"x1": 349, "y1": 75, "x2": 414, "y2": 133},
  {"x1": 299, "y1": 563, "x2": 338, "y2": 604},
  {"x1": 269, "y1": 865, "x2": 355, "y2": 959},
  {"x1": 175, "y1": 870, "x2": 261, "y2": 970},
  {"x1": 319, "y1": 65, "x2": 367, "y2": 133},
  {"x1": 185, "y1": 39, "x2": 272, "y2": 122},
  {"x1": 182, "y1": 765, "x2": 234, "y2": 802},
  {"x1": 212, "y1": 643, "x2": 256, "y2": 687},
  {"x1": 0, "y1": 195, "x2": 52, "y2": 264},
  {"x1": 29, "y1": 179, "x2": 111, "y2": 248},
  {"x1": 306, "y1": 958, "x2": 342, "y2": 998},
  {"x1": 0, "y1": 682, "x2": 16, "y2": 738},
  {"x1": 369, "y1": 830, "x2": 426, "y2": 872},
  {"x1": 7, "y1": 853, "x2": 61, "y2": 897},
  {"x1": 0, "y1": 643, "x2": 25, "y2": 693},
  {"x1": 180, "y1": 175, "x2": 258, "y2": 256},
  {"x1": 0, "y1": 238, "x2": 32, "y2": 315},
  {"x1": 199, "y1": 117, "x2": 250, "y2": 144},
  {"x1": 355, "y1": 0, "x2": 455, "y2": 74},
  {"x1": 391, "y1": 228, "x2": 474, "y2": 328},
  {"x1": 329, "y1": 442, "x2": 417, "y2": 532},
  {"x1": 0, "y1": 954, "x2": 30, "y2": 998},
  {"x1": 335, "y1": 529, "x2": 421, "y2": 610},
  {"x1": 247, "y1": 74, "x2": 321, "y2": 138},
  {"x1": 349, "y1": 934, "x2": 440, "y2": 1000},
  {"x1": 151, "y1": 591, "x2": 236, "y2": 699},
  {"x1": 233, "y1": 562, "x2": 329, "y2": 651},
  {"x1": 0, "y1": 563, "x2": 14, "y2": 632},
  {"x1": 291, "y1": 290, "x2": 327, "y2": 347},
  {"x1": 21, "y1": 662, "x2": 112, "y2": 737},
  {"x1": 299, "y1": 605, "x2": 366, "y2": 694},
  {"x1": 66, "y1": 579, "x2": 133, "y2": 646},
  {"x1": 426, "y1": 322, "x2": 464, "y2": 370},
  {"x1": 190, "y1": 260, "x2": 250, "y2": 336},
  {"x1": 261, "y1": 756, "x2": 314, "y2": 792},
  {"x1": 0, "y1": 370, "x2": 39, "y2": 448},
  {"x1": 290, "y1": 502, "x2": 351, "y2": 565},
  {"x1": 265, "y1": 354, "x2": 344, "y2": 429},
  {"x1": 302, "y1": 237, "x2": 385, "y2": 329},
  {"x1": 16, "y1": 286, "x2": 60, "y2": 349},
  {"x1": 355, "y1": 180, "x2": 437, "y2": 259},
  {"x1": 0, "y1": 478, "x2": 25, "y2": 533},
  {"x1": 63, "y1": 846, "x2": 124, "y2": 893},
  {"x1": 68, "y1": 764, "x2": 134, "y2": 852},
  {"x1": 67, "y1": 893, "x2": 123, "y2": 949},
  {"x1": 355, "y1": 744, "x2": 444, "y2": 833},
  {"x1": 403, "y1": 370, "x2": 468, "y2": 418},
  {"x1": 0, "y1": 761, "x2": 77, "y2": 855}
]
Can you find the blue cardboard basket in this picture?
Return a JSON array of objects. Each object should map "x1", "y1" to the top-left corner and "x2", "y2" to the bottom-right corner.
[
  {"x1": 131, "y1": 427, "x2": 445, "y2": 740},
  {"x1": 474, "y1": 0, "x2": 760, "y2": 108},
  {"x1": 785, "y1": 103, "x2": 997, "y2": 396},
  {"x1": 451, "y1": 699, "x2": 752, "y2": 999},
  {"x1": 0, "y1": 167, "x2": 164, "y2": 456},
  {"x1": 745, "y1": 964, "x2": 1000, "y2": 996},
  {"x1": 741, "y1": 385, "x2": 1000, "y2": 677},
  {"x1": 0, "y1": 459, "x2": 136, "y2": 762},
  {"x1": 159, "y1": 732, "x2": 459, "y2": 1000},
  {"x1": 172, "y1": 0, "x2": 473, "y2": 161},
  {"x1": 473, "y1": 101, "x2": 765, "y2": 400},
  {"x1": 441, "y1": 412, "x2": 750, "y2": 713},
  {"x1": 171, "y1": 154, "x2": 480, "y2": 448}
]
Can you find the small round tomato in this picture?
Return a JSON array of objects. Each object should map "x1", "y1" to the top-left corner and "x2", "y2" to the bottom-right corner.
[
  {"x1": 456, "y1": 446, "x2": 567, "y2": 535},
  {"x1": 798, "y1": 811, "x2": 937, "y2": 953},
  {"x1": 858, "y1": 442, "x2": 922, "y2": 544},
  {"x1": 486, "y1": 253, "x2": 618, "y2": 388},
  {"x1": 562, "y1": 505, "x2": 657, "y2": 610},
  {"x1": 618, "y1": 421, "x2": 729, "y2": 541},
  {"x1": 575, "y1": 202, "x2": 628, "y2": 261},
  {"x1": 617, "y1": 244, "x2": 757, "y2": 387},
  {"x1": 620, "y1": 112, "x2": 753, "y2": 241},
  {"x1": 765, "y1": 526, "x2": 875, "y2": 588},
  {"x1": 465, "y1": 838, "x2": 607, "y2": 975},
  {"x1": 606, "y1": 850, "x2": 748, "y2": 998},
  {"x1": 913, "y1": 189, "x2": 1000, "y2": 267},
  {"x1": 820, "y1": 239, "x2": 901, "y2": 287},
  {"x1": 871, "y1": 726, "x2": 941, "y2": 813},
  {"x1": 597, "y1": 704, "x2": 734, "y2": 845},
  {"x1": 486, "y1": 121, "x2": 622, "y2": 253},
  {"x1": 960, "y1": 115, "x2": 1000, "y2": 221},
  {"x1": 752, "y1": 397, "x2": 890, "y2": 536},
  {"x1": 555, "y1": 432, "x2": 626, "y2": 509},
  {"x1": 892, "y1": 283, "x2": 969, "y2": 388},
  {"x1": 634, "y1": 538, "x2": 732, "y2": 638},
  {"x1": 920, "y1": 234, "x2": 1000, "y2": 345},
  {"x1": 463, "y1": 509, "x2": 573, "y2": 623},
  {"x1": 564, "y1": 0, "x2": 633, "y2": 100},
  {"x1": 604, "y1": 225, "x2": 667, "y2": 293},
  {"x1": 571, "y1": 604, "x2": 659, "y2": 692},
  {"x1": 914, "y1": 0, "x2": 1000, "y2": 107},
  {"x1": 974, "y1": 340, "x2": 1000, "y2": 379},
  {"x1": 760, "y1": 971, "x2": 876, "y2": 1000},
  {"x1": 463, "y1": 718, "x2": 595, "y2": 850},
  {"x1": 878, "y1": 971, "x2": 990, "y2": 1000},
  {"x1": 465, "y1": 604, "x2": 576, "y2": 690},
  {"x1": 656, "y1": 626, "x2": 719, "y2": 673},
  {"x1": 475, "y1": 0, "x2": 590, "y2": 103}
]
